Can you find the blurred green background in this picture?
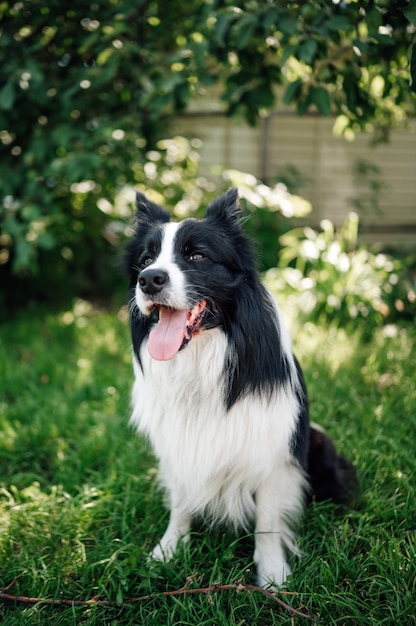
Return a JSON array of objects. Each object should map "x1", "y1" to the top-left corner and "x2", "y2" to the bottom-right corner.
[{"x1": 1, "y1": 0, "x2": 415, "y2": 319}]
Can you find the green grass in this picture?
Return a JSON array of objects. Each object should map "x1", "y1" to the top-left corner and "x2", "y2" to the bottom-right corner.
[{"x1": 0, "y1": 300, "x2": 415, "y2": 625}]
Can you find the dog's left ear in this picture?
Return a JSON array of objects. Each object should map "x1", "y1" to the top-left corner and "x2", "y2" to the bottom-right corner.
[
  {"x1": 205, "y1": 187, "x2": 241, "y2": 226},
  {"x1": 135, "y1": 192, "x2": 170, "y2": 226}
]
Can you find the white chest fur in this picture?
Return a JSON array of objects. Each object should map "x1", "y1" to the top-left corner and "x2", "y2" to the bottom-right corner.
[{"x1": 130, "y1": 327, "x2": 300, "y2": 527}]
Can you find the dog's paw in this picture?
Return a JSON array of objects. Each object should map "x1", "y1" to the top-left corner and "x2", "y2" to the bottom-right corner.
[
  {"x1": 256, "y1": 560, "x2": 292, "y2": 589},
  {"x1": 150, "y1": 541, "x2": 175, "y2": 562}
]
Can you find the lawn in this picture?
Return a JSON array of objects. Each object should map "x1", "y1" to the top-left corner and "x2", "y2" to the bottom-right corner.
[{"x1": 0, "y1": 299, "x2": 414, "y2": 625}]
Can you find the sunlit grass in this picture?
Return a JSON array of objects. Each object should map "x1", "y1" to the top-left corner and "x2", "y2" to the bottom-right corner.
[{"x1": 0, "y1": 300, "x2": 415, "y2": 625}]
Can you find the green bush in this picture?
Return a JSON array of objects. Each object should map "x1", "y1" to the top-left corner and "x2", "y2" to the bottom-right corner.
[
  {"x1": 265, "y1": 213, "x2": 416, "y2": 327},
  {"x1": 0, "y1": 195, "x2": 120, "y2": 310}
]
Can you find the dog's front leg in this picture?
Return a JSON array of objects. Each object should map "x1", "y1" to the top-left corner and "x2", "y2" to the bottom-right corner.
[
  {"x1": 253, "y1": 465, "x2": 304, "y2": 587},
  {"x1": 151, "y1": 501, "x2": 192, "y2": 562},
  {"x1": 253, "y1": 519, "x2": 291, "y2": 587}
]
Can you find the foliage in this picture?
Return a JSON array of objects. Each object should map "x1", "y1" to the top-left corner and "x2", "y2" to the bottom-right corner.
[
  {"x1": 1, "y1": 0, "x2": 415, "y2": 297},
  {"x1": 265, "y1": 213, "x2": 416, "y2": 327},
  {"x1": 206, "y1": 0, "x2": 416, "y2": 133},
  {"x1": 0, "y1": 303, "x2": 415, "y2": 624}
]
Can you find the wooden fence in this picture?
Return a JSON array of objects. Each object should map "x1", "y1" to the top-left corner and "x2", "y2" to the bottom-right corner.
[{"x1": 173, "y1": 109, "x2": 416, "y2": 249}]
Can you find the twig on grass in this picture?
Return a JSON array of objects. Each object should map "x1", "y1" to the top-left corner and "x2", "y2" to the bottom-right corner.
[
  {"x1": 0, "y1": 573, "x2": 316, "y2": 622},
  {"x1": 1, "y1": 571, "x2": 27, "y2": 593}
]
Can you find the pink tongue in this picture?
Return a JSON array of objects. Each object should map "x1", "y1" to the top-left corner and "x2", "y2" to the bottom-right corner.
[{"x1": 148, "y1": 308, "x2": 189, "y2": 361}]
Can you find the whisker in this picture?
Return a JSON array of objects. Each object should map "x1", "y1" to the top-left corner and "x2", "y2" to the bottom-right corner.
[{"x1": 128, "y1": 295, "x2": 141, "y2": 321}]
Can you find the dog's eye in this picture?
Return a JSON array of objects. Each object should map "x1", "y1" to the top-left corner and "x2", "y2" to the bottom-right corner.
[
  {"x1": 141, "y1": 255, "x2": 153, "y2": 267},
  {"x1": 189, "y1": 252, "x2": 204, "y2": 261}
]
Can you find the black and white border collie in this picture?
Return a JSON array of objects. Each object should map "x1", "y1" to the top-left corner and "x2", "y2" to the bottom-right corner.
[{"x1": 125, "y1": 188, "x2": 356, "y2": 587}]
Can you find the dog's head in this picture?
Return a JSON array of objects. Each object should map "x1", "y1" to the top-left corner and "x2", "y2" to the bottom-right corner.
[{"x1": 126, "y1": 188, "x2": 257, "y2": 361}]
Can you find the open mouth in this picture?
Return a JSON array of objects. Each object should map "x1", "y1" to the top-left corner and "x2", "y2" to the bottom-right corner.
[{"x1": 147, "y1": 300, "x2": 207, "y2": 361}]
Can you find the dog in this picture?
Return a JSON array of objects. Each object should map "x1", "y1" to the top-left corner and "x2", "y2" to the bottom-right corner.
[{"x1": 125, "y1": 187, "x2": 356, "y2": 587}]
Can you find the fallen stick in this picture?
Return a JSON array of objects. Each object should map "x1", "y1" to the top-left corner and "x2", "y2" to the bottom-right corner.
[{"x1": 0, "y1": 573, "x2": 316, "y2": 623}]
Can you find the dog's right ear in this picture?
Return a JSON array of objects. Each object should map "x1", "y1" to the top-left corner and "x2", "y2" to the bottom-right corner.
[
  {"x1": 135, "y1": 192, "x2": 170, "y2": 226},
  {"x1": 205, "y1": 187, "x2": 242, "y2": 228}
]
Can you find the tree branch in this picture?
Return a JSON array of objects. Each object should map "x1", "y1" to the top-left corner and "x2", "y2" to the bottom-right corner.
[{"x1": 0, "y1": 574, "x2": 316, "y2": 622}]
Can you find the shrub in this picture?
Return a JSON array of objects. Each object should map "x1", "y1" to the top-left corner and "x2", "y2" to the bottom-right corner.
[{"x1": 265, "y1": 213, "x2": 416, "y2": 327}]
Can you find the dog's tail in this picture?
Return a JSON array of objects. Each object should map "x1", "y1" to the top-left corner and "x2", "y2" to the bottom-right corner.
[{"x1": 307, "y1": 423, "x2": 358, "y2": 505}]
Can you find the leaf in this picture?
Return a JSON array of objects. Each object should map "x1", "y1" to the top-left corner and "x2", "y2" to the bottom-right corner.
[
  {"x1": 235, "y1": 14, "x2": 257, "y2": 49},
  {"x1": 402, "y1": 0, "x2": 416, "y2": 25},
  {"x1": 374, "y1": 33, "x2": 396, "y2": 47},
  {"x1": 281, "y1": 43, "x2": 299, "y2": 66},
  {"x1": 262, "y1": 6, "x2": 279, "y2": 31},
  {"x1": 254, "y1": 83, "x2": 274, "y2": 108},
  {"x1": 310, "y1": 86, "x2": 331, "y2": 115},
  {"x1": 352, "y1": 38, "x2": 369, "y2": 56},
  {"x1": 297, "y1": 92, "x2": 312, "y2": 116},
  {"x1": 311, "y1": 22, "x2": 330, "y2": 38},
  {"x1": 174, "y1": 82, "x2": 190, "y2": 110},
  {"x1": 343, "y1": 75, "x2": 357, "y2": 111},
  {"x1": 326, "y1": 15, "x2": 353, "y2": 32},
  {"x1": 283, "y1": 79, "x2": 302, "y2": 105},
  {"x1": 366, "y1": 7, "x2": 382, "y2": 34},
  {"x1": 298, "y1": 38, "x2": 318, "y2": 64},
  {"x1": 191, "y1": 35, "x2": 208, "y2": 69},
  {"x1": 215, "y1": 11, "x2": 235, "y2": 46},
  {"x1": 279, "y1": 16, "x2": 297, "y2": 36},
  {"x1": 0, "y1": 82, "x2": 15, "y2": 110}
]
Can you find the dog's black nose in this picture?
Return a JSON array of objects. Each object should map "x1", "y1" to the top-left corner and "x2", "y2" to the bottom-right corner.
[{"x1": 138, "y1": 268, "x2": 169, "y2": 295}]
